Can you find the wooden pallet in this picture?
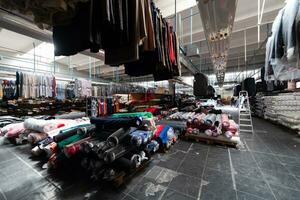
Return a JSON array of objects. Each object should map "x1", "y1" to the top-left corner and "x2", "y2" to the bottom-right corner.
[{"x1": 183, "y1": 133, "x2": 239, "y2": 148}]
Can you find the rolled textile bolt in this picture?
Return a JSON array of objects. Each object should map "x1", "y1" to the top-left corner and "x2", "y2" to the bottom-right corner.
[
  {"x1": 225, "y1": 131, "x2": 233, "y2": 139},
  {"x1": 90, "y1": 117, "x2": 142, "y2": 130},
  {"x1": 64, "y1": 137, "x2": 92, "y2": 157},
  {"x1": 44, "y1": 142, "x2": 58, "y2": 158},
  {"x1": 53, "y1": 128, "x2": 78, "y2": 143},
  {"x1": 192, "y1": 128, "x2": 200, "y2": 135},
  {"x1": 214, "y1": 114, "x2": 222, "y2": 127},
  {"x1": 205, "y1": 129, "x2": 212, "y2": 136},
  {"x1": 130, "y1": 135, "x2": 143, "y2": 147},
  {"x1": 28, "y1": 132, "x2": 48, "y2": 144},
  {"x1": 77, "y1": 124, "x2": 96, "y2": 136},
  {"x1": 31, "y1": 137, "x2": 53, "y2": 156},
  {"x1": 130, "y1": 130, "x2": 152, "y2": 146},
  {"x1": 55, "y1": 112, "x2": 86, "y2": 119},
  {"x1": 103, "y1": 169, "x2": 116, "y2": 180},
  {"x1": 106, "y1": 128, "x2": 127, "y2": 147},
  {"x1": 145, "y1": 140, "x2": 159, "y2": 153},
  {"x1": 48, "y1": 152, "x2": 66, "y2": 169},
  {"x1": 130, "y1": 154, "x2": 142, "y2": 168},
  {"x1": 204, "y1": 114, "x2": 217, "y2": 126},
  {"x1": 80, "y1": 139, "x2": 98, "y2": 154},
  {"x1": 103, "y1": 144, "x2": 133, "y2": 163},
  {"x1": 221, "y1": 114, "x2": 230, "y2": 128}
]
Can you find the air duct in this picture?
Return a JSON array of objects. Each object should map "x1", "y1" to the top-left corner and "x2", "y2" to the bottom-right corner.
[{"x1": 196, "y1": 0, "x2": 238, "y2": 86}]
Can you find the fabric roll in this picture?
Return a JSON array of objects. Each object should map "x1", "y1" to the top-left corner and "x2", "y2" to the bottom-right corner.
[
  {"x1": 90, "y1": 117, "x2": 142, "y2": 130},
  {"x1": 24, "y1": 118, "x2": 59, "y2": 133},
  {"x1": 227, "y1": 120, "x2": 238, "y2": 134},
  {"x1": 57, "y1": 132, "x2": 87, "y2": 150},
  {"x1": 145, "y1": 140, "x2": 159, "y2": 153},
  {"x1": 221, "y1": 114, "x2": 230, "y2": 128},
  {"x1": 64, "y1": 137, "x2": 92, "y2": 157},
  {"x1": 112, "y1": 112, "x2": 153, "y2": 119},
  {"x1": 47, "y1": 121, "x2": 91, "y2": 138},
  {"x1": 204, "y1": 114, "x2": 217, "y2": 126},
  {"x1": 130, "y1": 130, "x2": 152, "y2": 146},
  {"x1": 103, "y1": 144, "x2": 134, "y2": 163},
  {"x1": 107, "y1": 128, "x2": 127, "y2": 147},
  {"x1": 28, "y1": 132, "x2": 48, "y2": 144},
  {"x1": 53, "y1": 128, "x2": 78, "y2": 143},
  {"x1": 214, "y1": 114, "x2": 222, "y2": 127},
  {"x1": 2, "y1": 122, "x2": 25, "y2": 138},
  {"x1": 55, "y1": 112, "x2": 86, "y2": 119},
  {"x1": 53, "y1": 124, "x2": 95, "y2": 143}
]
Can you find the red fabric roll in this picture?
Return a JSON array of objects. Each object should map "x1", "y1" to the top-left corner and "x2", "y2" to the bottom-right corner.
[
  {"x1": 222, "y1": 114, "x2": 230, "y2": 129},
  {"x1": 64, "y1": 137, "x2": 92, "y2": 157},
  {"x1": 154, "y1": 125, "x2": 165, "y2": 139}
]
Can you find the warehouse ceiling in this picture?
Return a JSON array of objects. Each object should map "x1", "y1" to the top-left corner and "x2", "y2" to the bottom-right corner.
[{"x1": 0, "y1": 0, "x2": 285, "y2": 83}]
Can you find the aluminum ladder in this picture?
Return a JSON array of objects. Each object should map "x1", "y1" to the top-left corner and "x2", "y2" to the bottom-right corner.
[{"x1": 238, "y1": 91, "x2": 254, "y2": 134}]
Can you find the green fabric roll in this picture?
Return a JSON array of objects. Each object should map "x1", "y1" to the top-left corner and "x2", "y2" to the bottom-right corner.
[
  {"x1": 58, "y1": 133, "x2": 86, "y2": 149},
  {"x1": 112, "y1": 112, "x2": 153, "y2": 119}
]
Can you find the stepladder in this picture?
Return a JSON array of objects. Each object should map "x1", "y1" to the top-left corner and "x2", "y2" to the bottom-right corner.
[{"x1": 238, "y1": 91, "x2": 254, "y2": 134}]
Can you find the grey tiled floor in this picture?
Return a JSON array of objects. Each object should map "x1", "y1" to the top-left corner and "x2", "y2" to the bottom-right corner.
[{"x1": 1, "y1": 117, "x2": 300, "y2": 200}]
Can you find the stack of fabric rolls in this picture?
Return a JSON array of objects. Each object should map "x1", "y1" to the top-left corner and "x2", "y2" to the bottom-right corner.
[
  {"x1": 186, "y1": 113, "x2": 239, "y2": 139},
  {"x1": 0, "y1": 111, "x2": 177, "y2": 182}
]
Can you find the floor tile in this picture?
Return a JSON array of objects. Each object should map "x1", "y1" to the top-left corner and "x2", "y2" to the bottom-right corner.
[
  {"x1": 205, "y1": 157, "x2": 231, "y2": 174},
  {"x1": 129, "y1": 177, "x2": 167, "y2": 200},
  {"x1": 270, "y1": 184, "x2": 300, "y2": 200},
  {"x1": 285, "y1": 164, "x2": 300, "y2": 177},
  {"x1": 245, "y1": 141, "x2": 272, "y2": 153},
  {"x1": 169, "y1": 174, "x2": 201, "y2": 197},
  {"x1": 233, "y1": 164, "x2": 263, "y2": 180},
  {"x1": 157, "y1": 157, "x2": 182, "y2": 171},
  {"x1": 235, "y1": 175, "x2": 275, "y2": 200},
  {"x1": 230, "y1": 150, "x2": 257, "y2": 167},
  {"x1": 201, "y1": 169, "x2": 236, "y2": 200},
  {"x1": 173, "y1": 141, "x2": 192, "y2": 152},
  {"x1": 161, "y1": 189, "x2": 195, "y2": 200},
  {"x1": 177, "y1": 161, "x2": 204, "y2": 178},
  {"x1": 183, "y1": 154, "x2": 206, "y2": 167},
  {"x1": 200, "y1": 187, "x2": 237, "y2": 200},
  {"x1": 261, "y1": 169, "x2": 300, "y2": 191},
  {"x1": 202, "y1": 168, "x2": 233, "y2": 188},
  {"x1": 237, "y1": 191, "x2": 265, "y2": 200}
]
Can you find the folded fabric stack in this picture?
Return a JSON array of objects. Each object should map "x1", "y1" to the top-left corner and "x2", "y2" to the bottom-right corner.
[{"x1": 253, "y1": 92, "x2": 300, "y2": 134}]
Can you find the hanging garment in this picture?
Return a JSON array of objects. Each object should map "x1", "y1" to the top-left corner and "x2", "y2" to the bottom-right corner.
[
  {"x1": 281, "y1": 0, "x2": 299, "y2": 61},
  {"x1": 105, "y1": 0, "x2": 141, "y2": 65},
  {"x1": 53, "y1": 2, "x2": 91, "y2": 56}
]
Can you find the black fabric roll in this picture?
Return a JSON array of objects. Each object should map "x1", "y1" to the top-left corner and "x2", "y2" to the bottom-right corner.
[
  {"x1": 107, "y1": 128, "x2": 127, "y2": 147},
  {"x1": 53, "y1": 128, "x2": 78, "y2": 143},
  {"x1": 103, "y1": 144, "x2": 134, "y2": 163},
  {"x1": 90, "y1": 117, "x2": 141, "y2": 130},
  {"x1": 209, "y1": 109, "x2": 222, "y2": 115}
]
